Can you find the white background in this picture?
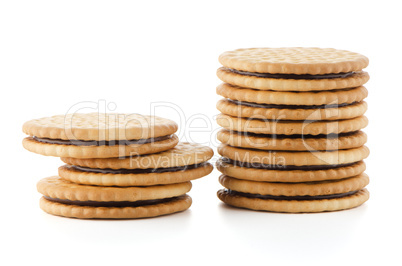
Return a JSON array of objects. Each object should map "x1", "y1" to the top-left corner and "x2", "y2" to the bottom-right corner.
[{"x1": 0, "y1": 0, "x2": 400, "y2": 265}]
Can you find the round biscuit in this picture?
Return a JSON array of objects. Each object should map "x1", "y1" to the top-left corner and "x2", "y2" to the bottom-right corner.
[
  {"x1": 217, "y1": 144, "x2": 370, "y2": 166},
  {"x1": 217, "y1": 188, "x2": 369, "y2": 213},
  {"x1": 217, "y1": 130, "x2": 367, "y2": 151},
  {"x1": 22, "y1": 135, "x2": 179, "y2": 158},
  {"x1": 217, "y1": 67, "x2": 369, "y2": 91},
  {"x1": 219, "y1": 174, "x2": 369, "y2": 196},
  {"x1": 219, "y1": 47, "x2": 369, "y2": 74},
  {"x1": 39, "y1": 194, "x2": 192, "y2": 219},
  {"x1": 216, "y1": 83, "x2": 368, "y2": 106},
  {"x1": 58, "y1": 163, "x2": 213, "y2": 186},
  {"x1": 217, "y1": 99, "x2": 367, "y2": 121},
  {"x1": 216, "y1": 158, "x2": 366, "y2": 182},
  {"x1": 23, "y1": 113, "x2": 178, "y2": 141},
  {"x1": 216, "y1": 113, "x2": 368, "y2": 135},
  {"x1": 37, "y1": 176, "x2": 192, "y2": 202}
]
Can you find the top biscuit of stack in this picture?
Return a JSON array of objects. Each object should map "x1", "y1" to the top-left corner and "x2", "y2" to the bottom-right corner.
[
  {"x1": 22, "y1": 113, "x2": 179, "y2": 158},
  {"x1": 217, "y1": 47, "x2": 369, "y2": 91}
]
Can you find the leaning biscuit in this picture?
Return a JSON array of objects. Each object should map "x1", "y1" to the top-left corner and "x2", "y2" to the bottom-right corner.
[
  {"x1": 58, "y1": 163, "x2": 213, "y2": 187},
  {"x1": 61, "y1": 142, "x2": 214, "y2": 169},
  {"x1": 216, "y1": 113, "x2": 368, "y2": 135}
]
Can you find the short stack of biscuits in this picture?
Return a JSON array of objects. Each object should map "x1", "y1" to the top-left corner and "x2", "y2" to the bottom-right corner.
[
  {"x1": 215, "y1": 47, "x2": 370, "y2": 213},
  {"x1": 23, "y1": 113, "x2": 213, "y2": 219}
]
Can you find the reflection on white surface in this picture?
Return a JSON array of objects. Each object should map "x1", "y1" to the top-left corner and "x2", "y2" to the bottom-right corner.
[{"x1": 218, "y1": 202, "x2": 368, "y2": 257}]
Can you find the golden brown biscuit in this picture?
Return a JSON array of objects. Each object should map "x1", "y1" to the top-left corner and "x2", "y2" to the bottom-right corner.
[
  {"x1": 217, "y1": 98, "x2": 367, "y2": 121},
  {"x1": 37, "y1": 176, "x2": 193, "y2": 219},
  {"x1": 217, "y1": 130, "x2": 367, "y2": 151},
  {"x1": 23, "y1": 113, "x2": 178, "y2": 141},
  {"x1": 218, "y1": 47, "x2": 369, "y2": 74},
  {"x1": 39, "y1": 194, "x2": 192, "y2": 219},
  {"x1": 37, "y1": 176, "x2": 192, "y2": 201},
  {"x1": 22, "y1": 135, "x2": 179, "y2": 158},
  {"x1": 217, "y1": 67, "x2": 369, "y2": 91},
  {"x1": 58, "y1": 162, "x2": 213, "y2": 186},
  {"x1": 217, "y1": 144, "x2": 369, "y2": 166},
  {"x1": 61, "y1": 142, "x2": 214, "y2": 169},
  {"x1": 217, "y1": 188, "x2": 369, "y2": 213},
  {"x1": 216, "y1": 83, "x2": 368, "y2": 106},
  {"x1": 216, "y1": 158, "x2": 366, "y2": 182},
  {"x1": 22, "y1": 113, "x2": 180, "y2": 158},
  {"x1": 216, "y1": 113, "x2": 368, "y2": 135},
  {"x1": 219, "y1": 174, "x2": 369, "y2": 196}
]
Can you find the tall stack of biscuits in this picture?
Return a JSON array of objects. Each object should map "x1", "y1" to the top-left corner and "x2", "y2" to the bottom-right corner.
[
  {"x1": 23, "y1": 113, "x2": 213, "y2": 219},
  {"x1": 215, "y1": 47, "x2": 370, "y2": 213}
]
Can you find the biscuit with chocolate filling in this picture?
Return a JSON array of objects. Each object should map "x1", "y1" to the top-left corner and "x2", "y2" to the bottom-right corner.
[
  {"x1": 216, "y1": 113, "x2": 368, "y2": 135},
  {"x1": 217, "y1": 47, "x2": 369, "y2": 91},
  {"x1": 218, "y1": 144, "x2": 369, "y2": 167},
  {"x1": 216, "y1": 157, "x2": 366, "y2": 183},
  {"x1": 217, "y1": 188, "x2": 369, "y2": 213},
  {"x1": 217, "y1": 130, "x2": 367, "y2": 151},
  {"x1": 37, "y1": 176, "x2": 192, "y2": 219},
  {"x1": 217, "y1": 98, "x2": 367, "y2": 121},
  {"x1": 22, "y1": 113, "x2": 179, "y2": 158},
  {"x1": 58, "y1": 143, "x2": 214, "y2": 186}
]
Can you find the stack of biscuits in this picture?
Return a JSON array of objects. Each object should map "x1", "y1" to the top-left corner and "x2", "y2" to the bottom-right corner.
[
  {"x1": 215, "y1": 47, "x2": 370, "y2": 213},
  {"x1": 23, "y1": 113, "x2": 213, "y2": 219}
]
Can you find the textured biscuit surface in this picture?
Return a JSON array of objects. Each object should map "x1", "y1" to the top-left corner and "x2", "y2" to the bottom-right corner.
[
  {"x1": 59, "y1": 163, "x2": 213, "y2": 186},
  {"x1": 219, "y1": 174, "x2": 369, "y2": 196},
  {"x1": 218, "y1": 144, "x2": 370, "y2": 166},
  {"x1": 217, "y1": 188, "x2": 369, "y2": 213},
  {"x1": 217, "y1": 130, "x2": 367, "y2": 151},
  {"x1": 217, "y1": 83, "x2": 368, "y2": 106},
  {"x1": 61, "y1": 142, "x2": 214, "y2": 169},
  {"x1": 22, "y1": 135, "x2": 179, "y2": 158},
  {"x1": 218, "y1": 47, "x2": 369, "y2": 74},
  {"x1": 39, "y1": 194, "x2": 192, "y2": 219},
  {"x1": 217, "y1": 99, "x2": 367, "y2": 121},
  {"x1": 23, "y1": 113, "x2": 178, "y2": 141},
  {"x1": 216, "y1": 114, "x2": 368, "y2": 135},
  {"x1": 217, "y1": 67, "x2": 369, "y2": 91},
  {"x1": 37, "y1": 176, "x2": 192, "y2": 201},
  {"x1": 216, "y1": 158, "x2": 366, "y2": 182}
]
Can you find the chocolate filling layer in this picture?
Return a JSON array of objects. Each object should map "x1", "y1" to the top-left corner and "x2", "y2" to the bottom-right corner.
[
  {"x1": 71, "y1": 162, "x2": 207, "y2": 174},
  {"x1": 221, "y1": 158, "x2": 356, "y2": 171},
  {"x1": 228, "y1": 99, "x2": 357, "y2": 110},
  {"x1": 43, "y1": 195, "x2": 178, "y2": 207},
  {"x1": 33, "y1": 135, "x2": 172, "y2": 146},
  {"x1": 226, "y1": 130, "x2": 359, "y2": 139},
  {"x1": 226, "y1": 68, "x2": 355, "y2": 80},
  {"x1": 226, "y1": 189, "x2": 359, "y2": 201}
]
